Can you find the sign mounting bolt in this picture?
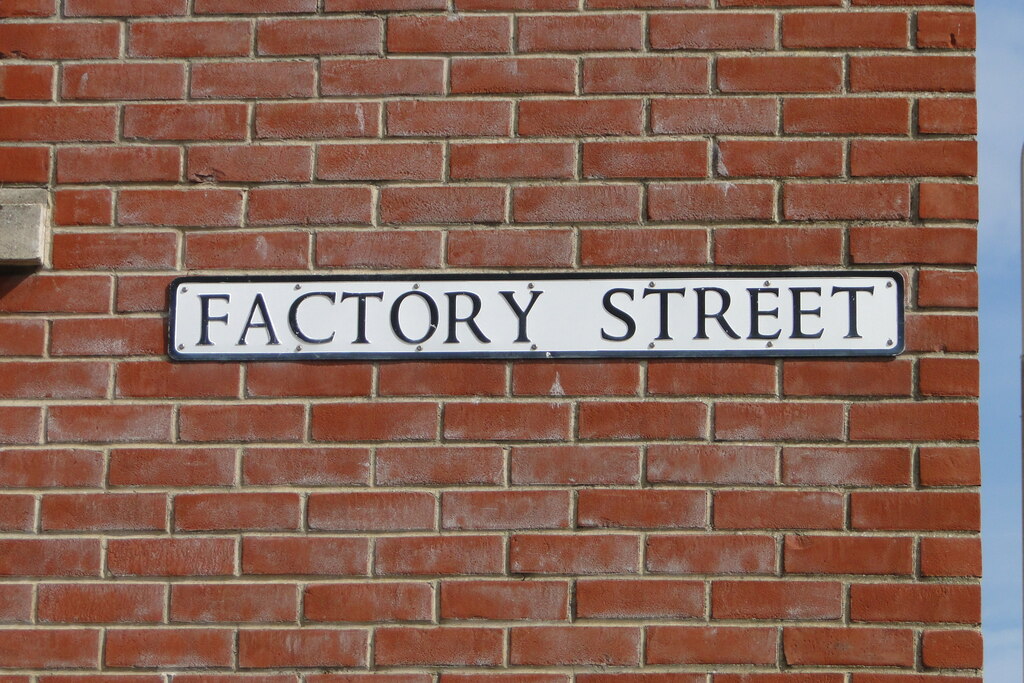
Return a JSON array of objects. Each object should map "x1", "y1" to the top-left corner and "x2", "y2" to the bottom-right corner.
[
  {"x1": 766, "y1": 341, "x2": 774, "y2": 348},
  {"x1": 764, "y1": 280, "x2": 770, "y2": 287},
  {"x1": 530, "y1": 344, "x2": 537, "y2": 350},
  {"x1": 886, "y1": 281, "x2": 893, "y2": 288},
  {"x1": 416, "y1": 345, "x2": 423, "y2": 352},
  {"x1": 528, "y1": 282, "x2": 534, "y2": 289},
  {"x1": 295, "y1": 345, "x2": 302, "y2": 352},
  {"x1": 181, "y1": 287, "x2": 187, "y2": 293},
  {"x1": 648, "y1": 342, "x2": 655, "y2": 349},
  {"x1": 887, "y1": 339, "x2": 893, "y2": 346},
  {"x1": 177, "y1": 344, "x2": 184, "y2": 350},
  {"x1": 413, "y1": 283, "x2": 420, "y2": 290},
  {"x1": 294, "y1": 284, "x2": 301, "y2": 290}
]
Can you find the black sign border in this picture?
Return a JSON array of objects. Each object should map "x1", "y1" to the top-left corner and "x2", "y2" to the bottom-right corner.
[{"x1": 167, "y1": 270, "x2": 905, "y2": 361}]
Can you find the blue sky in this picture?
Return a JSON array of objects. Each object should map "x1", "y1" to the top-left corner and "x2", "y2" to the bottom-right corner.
[{"x1": 979, "y1": 0, "x2": 1023, "y2": 677}]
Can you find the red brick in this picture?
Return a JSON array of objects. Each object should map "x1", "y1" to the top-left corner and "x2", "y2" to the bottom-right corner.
[
  {"x1": 1, "y1": 0, "x2": 56, "y2": 15},
  {"x1": 719, "y1": 140, "x2": 843, "y2": 178},
  {"x1": 905, "y1": 314, "x2": 977, "y2": 352},
  {"x1": 53, "y1": 232, "x2": 176, "y2": 270},
  {"x1": 647, "y1": 626, "x2": 776, "y2": 665},
  {"x1": 641, "y1": 531, "x2": 751, "y2": 576},
  {"x1": 649, "y1": 183, "x2": 774, "y2": 221},
  {"x1": 185, "y1": 231, "x2": 309, "y2": 271},
  {"x1": 0, "y1": 361, "x2": 107, "y2": 399},
  {"x1": 381, "y1": 185, "x2": 505, "y2": 224},
  {"x1": 309, "y1": 491, "x2": 435, "y2": 531},
  {"x1": 590, "y1": 0, "x2": 707, "y2": 7},
  {"x1": 317, "y1": 230, "x2": 443, "y2": 269},
  {"x1": 580, "y1": 676, "x2": 703, "y2": 683},
  {"x1": 851, "y1": 56, "x2": 974, "y2": 92},
  {"x1": 582, "y1": 489, "x2": 704, "y2": 529},
  {"x1": 318, "y1": 142, "x2": 440, "y2": 180},
  {"x1": 62, "y1": 63, "x2": 184, "y2": 100},
  {"x1": 513, "y1": 362, "x2": 639, "y2": 396},
  {"x1": 783, "y1": 360, "x2": 911, "y2": 397},
  {"x1": 119, "y1": 188, "x2": 243, "y2": 227},
  {"x1": 258, "y1": 17, "x2": 380, "y2": 55},
  {"x1": 451, "y1": 58, "x2": 575, "y2": 94},
  {"x1": 192, "y1": 61, "x2": 316, "y2": 99},
  {"x1": 441, "y1": 580, "x2": 567, "y2": 620},
  {"x1": 511, "y1": 626, "x2": 640, "y2": 666},
  {"x1": 784, "y1": 183, "x2": 911, "y2": 220},
  {"x1": 330, "y1": 0, "x2": 444, "y2": 8},
  {"x1": 0, "y1": 630, "x2": 99, "y2": 668},
  {"x1": 450, "y1": 142, "x2": 573, "y2": 180},
  {"x1": 519, "y1": 99, "x2": 644, "y2": 136},
  {"x1": 651, "y1": 13, "x2": 774, "y2": 49},
  {"x1": 176, "y1": 492, "x2": 301, "y2": 531},
  {"x1": 196, "y1": 0, "x2": 316, "y2": 11},
  {"x1": 715, "y1": 490, "x2": 843, "y2": 530},
  {"x1": 171, "y1": 584, "x2": 297, "y2": 623},
  {"x1": 388, "y1": 100, "x2": 511, "y2": 137},
  {"x1": 852, "y1": 140, "x2": 976, "y2": 177},
  {"x1": 389, "y1": 16, "x2": 510, "y2": 53},
  {"x1": 851, "y1": 583, "x2": 979, "y2": 624},
  {"x1": 52, "y1": 189, "x2": 111, "y2": 226},
  {"x1": 109, "y1": 448, "x2": 236, "y2": 487},
  {"x1": 105, "y1": 629, "x2": 235, "y2": 668},
  {"x1": 247, "y1": 363, "x2": 372, "y2": 397},
  {"x1": 652, "y1": 98, "x2": 777, "y2": 134},
  {"x1": 715, "y1": 226, "x2": 842, "y2": 266},
  {"x1": 242, "y1": 536, "x2": 368, "y2": 576},
  {"x1": 42, "y1": 493, "x2": 166, "y2": 531},
  {"x1": 581, "y1": 228, "x2": 707, "y2": 266},
  {"x1": 922, "y1": 630, "x2": 983, "y2": 669},
  {"x1": 129, "y1": 20, "x2": 250, "y2": 57},
  {"x1": 116, "y1": 362, "x2": 238, "y2": 399},
  {"x1": 380, "y1": 362, "x2": 503, "y2": 397},
  {"x1": 107, "y1": 537, "x2": 235, "y2": 577},
  {"x1": 258, "y1": 102, "x2": 379, "y2": 139},
  {"x1": 377, "y1": 446, "x2": 504, "y2": 486},
  {"x1": 0, "y1": 320, "x2": 45, "y2": 356},
  {"x1": 322, "y1": 58, "x2": 444, "y2": 96},
  {"x1": 510, "y1": 445, "x2": 641, "y2": 486},
  {"x1": 458, "y1": 0, "x2": 572, "y2": 7},
  {"x1": 921, "y1": 537, "x2": 981, "y2": 577},
  {"x1": 444, "y1": 490, "x2": 570, "y2": 530},
  {"x1": 248, "y1": 186, "x2": 372, "y2": 225},
  {"x1": 445, "y1": 402, "x2": 571, "y2": 441},
  {"x1": 649, "y1": 360, "x2": 773, "y2": 396},
  {"x1": 244, "y1": 447, "x2": 369, "y2": 486},
  {"x1": 0, "y1": 538, "x2": 100, "y2": 576},
  {"x1": 919, "y1": 358, "x2": 978, "y2": 397},
  {"x1": 918, "y1": 11, "x2": 975, "y2": 49},
  {"x1": 0, "y1": 105, "x2": 116, "y2": 142},
  {"x1": 57, "y1": 146, "x2": 179, "y2": 183},
  {"x1": 518, "y1": 15, "x2": 643, "y2": 52},
  {"x1": 580, "y1": 401, "x2": 705, "y2": 440},
  {"x1": 115, "y1": 275, "x2": 175, "y2": 313},
  {"x1": 376, "y1": 628, "x2": 503, "y2": 667},
  {"x1": 713, "y1": 581, "x2": 842, "y2": 620},
  {"x1": 68, "y1": 0, "x2": 187, "y2": 13},
  {"x1": 0, "y1": 496, "x2": 33, "y2": 531},
  {"x1": 0, "y1": 146, "x2": 49, "y2": 182},
  {"x1": 919, "y1": 97, "x2": 977, "y2": 134},
  {"x1": 514, "y1": 185, "x2": 640, "y2": 224},
  {"x1": 306, "y1": 583, "x2": 433, "y2": 622},
  {"x1": 312, "y1": 402, "x2": 438, "y2": 441},
  {"x1": 647, "y1": 444, "x2": 775, "y2": 485},
  {"x1": 583, "y1": 57, "x2": 708, "y2": 94},
  {"x1": 919, "y1": 446, "x2": 980, "y2": 486},
  {"x1": 0, "y1": 407, "x2": 41, "y2": 445},
  {"x1": 124, "y1": 103, "x2": 248, "y2": 141},
  {"x1": 0, "y1": 449, "x2": 103, "y2": 487},
  {"x1": 719, "y1": 57, "x2": 842, "y2": 93},
  {"x1": 187, "y1": 145, "x2": 312, "y2": 183},
  {"x1": 784, "y1": 627, "x2": 914, "y2": 667},
  {"x1": 577, "y1": 579, "x2": 702, "y2": 619},
  {"x1": 783, "y1": 446, "x2": 911, "y2": 486},
  {"x1": 784, "y1": 12, "x2": 907, "y2": 48},
  {"x1": 715, "y1": 402, "x2": 843, "y2": 441},
  {"x1": 851, "y1": 227, "x2": 975, "y2": 265},
  {"x1": 0, "y1": 23, "x2": 119, "y2": 59},
  {"x1": 849, "y1": 402, "x2": 978, "y2": 441},
  {"x1": 784, "y1": 535, "x2": 913, "y2": 575},
  {"x1": 0, "y1": 64, "x2": 52, "y2": 100},
  {"x1": 851, "y1": 491, "x2": 979, "y2": 531},
  {"x1": 376, "y1": 536, "x2": 504, "y2": 575},
  {"x1": 584, "y1": 140, "x2": 705, "y2": 179},
  {"x1": 179, "y1": 404, "x2": 305, "y2": 443},
  {"x1": 47, "y1": 404, "x2": 171, "y2": 443},
  {"x1": 920, "y1": 183, "x2": 978, "y2": 220},
  {"x1": 511, "y1": 534, "x2": 639, "y2": 574},
  {"x1": 448, "y1": 228, "x2": 574, "y2": 267},
  {"x1": 38, "y1": 584, "x2": 164, "y2": 623},
  {"x1": 0, "y1": 585, "x2": 30, "y2": 622},
  {"x1": 784, "y1": 97, "x2": 910, "y2": 135}
]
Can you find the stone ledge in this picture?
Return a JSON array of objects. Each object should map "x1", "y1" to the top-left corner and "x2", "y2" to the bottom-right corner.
[{"x1": 0, "y1": 188, "x2": 49, "y2": 267}]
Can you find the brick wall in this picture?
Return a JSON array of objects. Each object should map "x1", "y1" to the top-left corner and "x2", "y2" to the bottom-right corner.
[{"x1": 0, "y1": 0, "x2": 980, "y2": 679}]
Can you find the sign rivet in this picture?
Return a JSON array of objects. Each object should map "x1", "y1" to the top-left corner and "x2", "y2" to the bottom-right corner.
[
  {"x1": 764, "y1": 280, "x2": 770, "y2": 287},
  {"x1": 887, "y1": 339, "x2": 893, "y2": 346},
  {"x1": 177, "y1": 344, "x2": 184, "y2": 350},
  {"x1": 295, "y1": 345, "x2": 302, "y2": 352},
  {"x1": 181, "y1": 287, "x2": 187, "y2": 293},
  {"x1": 528, "y1": 283, "x2": 534, "y2": 289},
  {"x1": 413, "y1": 283, "x2": 420, "y2": 290},
  {"x1": 886, "y1": 281, "x2": 893, "y2": 288},
  {"x1": 766, "y1": 341, "x2": 773, "y2": 348},
  {"x1": 531, "y1": 344, "x2": 537, "y2": 350},
  {"x1": 416, "y1": 345, "x2": 423, "y2": 351},
  {"x1": 648, "y1": 342, "x2": 655, "y2": 349},
  {"x1": 294, "y1": 284, "x2": 301, "y2": 290},
  {"x1": 649, "y1": 282, "x2": 655, "y2": 288}
]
